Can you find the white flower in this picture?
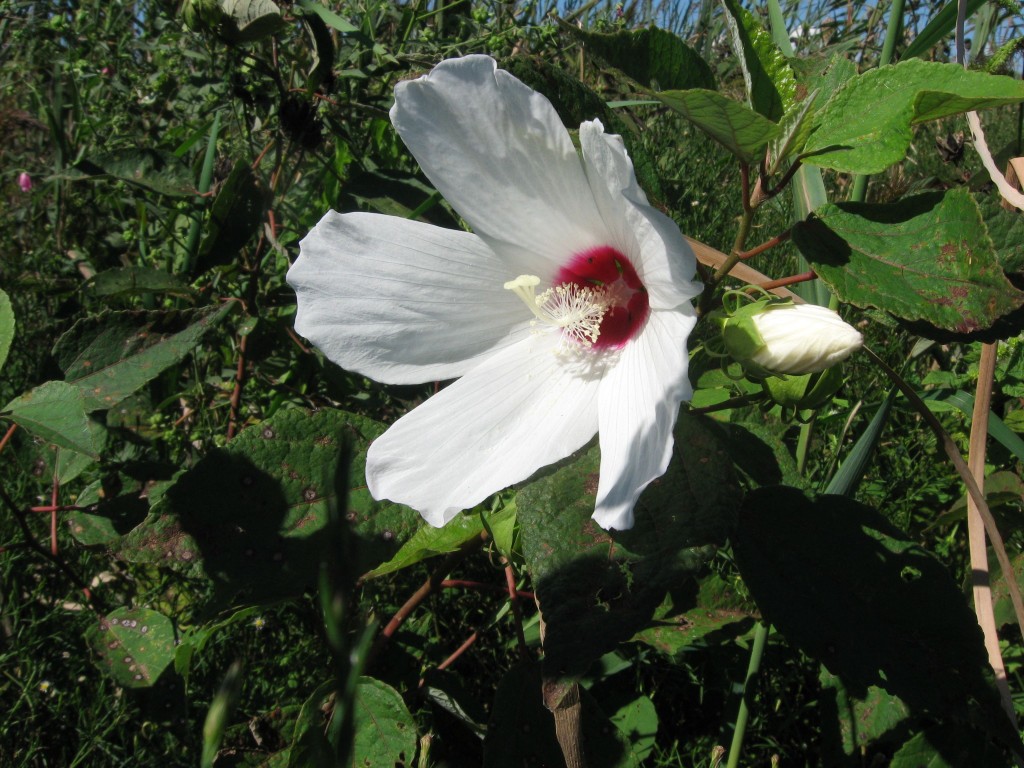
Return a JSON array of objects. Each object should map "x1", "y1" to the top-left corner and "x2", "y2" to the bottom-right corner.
[
  {"x1": 744, "y1": 304, "x2": 862, "y2": 375},
  {"x1": 287, "y1": 56, "x2": 701, "y2": 531}
]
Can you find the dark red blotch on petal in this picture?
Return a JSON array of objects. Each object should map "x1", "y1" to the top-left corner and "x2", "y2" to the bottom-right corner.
[{"x1": 555, "y1": 246, "x2": 649, "y2": 349}]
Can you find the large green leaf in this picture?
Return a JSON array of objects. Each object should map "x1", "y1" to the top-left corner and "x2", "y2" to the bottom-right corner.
[
  {"x1": 117, "y1": 409, "x2": 419, "y2": 612},
  {"x1": 195, "y1": 160, "x2": 266, "y2": 275},
  {"x1": 53, "y1": 303, "x2": 234, "y2": 412},
  {"x1": 804, "y1": 60, "x2": 1024, "y2": 174},
  {"x1": 85, "y1": 607, "x2": 176, "y2": 688},
  {"x1": 889, "y1": 722, "x2": 1012, "y2": 767},
  {"x1": 720, "y1": 0, "x2": 797, "y2": 121},
  {"x1": 793, "y1": 189, "x2": 1024, "y2": 336},
  {"x1": 657, "y1": 89, "x2": 779, "y2": 163},
  {"x1": 977, "y1": 191, "x2": 1024, "y2": 276},
  {"x1": 516, "y1": 411, "x2": 740, "y2": 682},
  {"x1": 361, "y1": 506, "x2": 513, "y2": 580},
  {"x1": 575, "y1": 26, "x2": 714, "y2": 91},
  {"x1": 83, "y1": 267, "x2": 195, "y2": 300},
  {"x1": 0, "y1": 287, "x2": 13, "y2": 374},
  {"x1": 819, "y1": 669, "x2": 910, "y2": 760},
  {"x1": 351, "y1": 678, "x2": 417, "y2": 767},
  {"x1": 216, "y1": 0, "x2": 287, "y2": 42},
  {"x1": 731, "y1": 487, "x2": 1018, "y2": 753},
  {"x1": 2, "y1": 380, "x2": 101, "y2": 458},
  {"x1": 60, "y1": 149, "x2": 195, "y2": 196}
]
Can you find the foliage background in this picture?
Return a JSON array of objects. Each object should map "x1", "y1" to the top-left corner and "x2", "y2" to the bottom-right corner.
[{"x1": 3, "y1": 0, "x2": 1024, "y2": 766}]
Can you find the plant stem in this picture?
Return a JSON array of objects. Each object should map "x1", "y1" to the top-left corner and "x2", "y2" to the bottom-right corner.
[
  {"x1": 726, "y1": 622, "x2": 769, "y2": 768},
  {"x1": 967, "y1": 342, "x2": 1018, "y2": 724}
]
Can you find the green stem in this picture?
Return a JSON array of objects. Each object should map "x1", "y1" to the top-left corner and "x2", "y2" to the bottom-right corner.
[
  {"x1": 795, "y1": 415, "x2": 816, "y2": 476},
  {"x1": 725, "y1": 622, "x2": 769, "y2": 768},
  {"x1": 180, "y1": 112, "x2": 221, "y2": 276},
  {"x1": 850, "y1": 0, "x2": 905, "y2": 203}
]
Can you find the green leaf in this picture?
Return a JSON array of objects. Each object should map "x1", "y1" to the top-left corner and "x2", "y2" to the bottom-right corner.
[
  {"x1": 118, "y1": 409, "x2": 419, "y2": 612},
  {"x1": 793, "y1": 189, "x2": 1024, "y2": 336},
  {"x1": 216, "y1": 0, "x2": 287, "y2": 43},
  {"x1": 804, "y1": 60, "x2": 1024, "y2": 174},
  {"x1": 767, "y1": 91, "x2": 817, "y2": 173},
  {"x1": 824, "y1": 388, "x2": 897, "y2": 496},
  {"x1": 731, "y1": 487, "x2": 1016, "y2": 746},
  {"x1": 296, "y1": 0, "x2": 358, "y2": 33},
  {"x1": 819, "y1": 669, "x2": 910, "y2": 759},
  {"x1": 53, "y1": 303, "x2": 235, "y2": 412},
  {"x1": 85, "y1": 607, "x2": 176, "y2": 688},
  {"x1": 83, "y1": 267, "x2": 195, "y2": 300},
  {"x1": 351, "y1": 678, "x2": 417, "y2": 767},
  {"x1": 902, "y1": 0, "x2": 989, "y2": 60},
  {"x1": 67, "y1": 495, "x2": 147, "y2": 546},
  {"x1": 195, "y1": 161, "x2": 266, "y2": 275},
  {"x1": 0, "y1": 287, "x2": 13, "y2": 374},
  {"x1": 516, "y1": 411, "x2": 740, "y2": 681},
  {"x1": 361, "y1": 506, "x2": 514, "y2": 580},
  {"x1": 301, "y1": 9, "x2": 335, "y2": 91},
  {"x1": 889, "y1": 722, "x2": 1012, "y2": 767},
  {"x1": 60, "y1": 149, "x2": 194, "y2": 196},
  {"x1": 574, "y1": 26, "x2": 714, "y2": 91},
  {"x1": 720, "y1": 0, "x2": 797, "y2": 121},
  {"x1": 977, "y1": 191, "x2": 1024, "y2": 275},
  {"x1": 656, "y1": 89, "x2": 779, "y2": 163},
  {"x1": 2, "y1": 381, "x2": 101, "y2": 458}
]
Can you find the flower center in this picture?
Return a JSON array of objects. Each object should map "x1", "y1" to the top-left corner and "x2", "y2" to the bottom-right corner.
[{"x1": 504, "y1": 247, "x2": 649, "y2": 350}]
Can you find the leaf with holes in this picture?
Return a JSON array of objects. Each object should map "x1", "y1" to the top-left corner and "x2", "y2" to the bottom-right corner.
[
  {"x1": 53, "y1": 303, "x2": 234, "y2": 412},
  {"x1": 516, "y1": 410, "x2": 740, "y2": 682},
  {"x1": 793, "y1": 189, "x2": 1024, "y2": 337},
  {"x1": 352, "y1": 678, "x2": 417, "y2": 767},
  {"x1": 85, "y1": 607, "x2": 175, "y2": 688},
  {"x1": 117, "y1": 408, "x2": 420, "y2": 613},
  {"x1": 731, "y1": 486, "x2": 1020, "y2": 755},
  {"x1": 720, "y1": 0, "x2": 796, "y2": 120}
]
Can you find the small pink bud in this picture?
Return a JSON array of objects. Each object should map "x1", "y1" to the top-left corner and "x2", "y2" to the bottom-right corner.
[
  {"x1": 101, "y1": 67, "x2": 112, "y2": 76},
  {"x1": 18, "y1": 172, "x2": 32, "y2": 193}
]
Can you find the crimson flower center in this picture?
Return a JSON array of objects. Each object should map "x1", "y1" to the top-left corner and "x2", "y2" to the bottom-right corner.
[{"x1": 554, "y1": 246, "x2": 649, "y2": 349}]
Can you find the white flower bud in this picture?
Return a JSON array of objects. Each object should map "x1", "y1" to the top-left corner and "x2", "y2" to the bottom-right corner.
[{"x1": 744, "y1": 304, "x2": 862, "y2": 375}]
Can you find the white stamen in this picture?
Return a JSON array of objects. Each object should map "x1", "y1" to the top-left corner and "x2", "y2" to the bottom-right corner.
[{"x1": 504, "y1": 274, "x2": 607, "y2": 347}]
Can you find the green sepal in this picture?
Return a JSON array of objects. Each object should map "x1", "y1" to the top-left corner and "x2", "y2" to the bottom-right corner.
[{"x1": 762, "y1": 366, "x2": 845, "y2": 410}]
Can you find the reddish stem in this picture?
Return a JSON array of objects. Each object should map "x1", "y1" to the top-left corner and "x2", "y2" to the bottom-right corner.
[
  {"x1": 0, "y1": 423, "x2": 17, "y2": 455},
  {"x1": 30, "y1": 504, "x2": 85, "y2": 513},
  {"x1": 504, "y1": 563, "x2": 530, "y2": 661},
  {"x1": 227, "y1": 333, "x2": 249, "y2": 441},
  {"x1": 367, "y1": 533, "x2": 487, "y2": 666},
  {"x1": 738, "y1": 229, "x2": 791, "y2": 261},
  {"x1": 440, "y1": 578, "x2": 534, "y2": 600},
  {"x1": 50, "y1": 472, "x2": 59, "y2": 555},
  {"x1": 755, "y1": 270, "x2": 817, "y2": 291},
  {"x1": 436, "y1": 629, "x2": 480, "y2": 672}
]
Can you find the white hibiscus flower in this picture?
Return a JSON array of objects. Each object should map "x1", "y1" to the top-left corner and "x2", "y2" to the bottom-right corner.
[{"x1": 288, "y1": 55, "x2": 701, "y2": 530}]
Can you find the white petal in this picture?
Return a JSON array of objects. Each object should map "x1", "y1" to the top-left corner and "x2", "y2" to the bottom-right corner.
[
  {"x1": 593, "y1": 308, "x2": 698, "y2": 530},
  {"x1": 288, "y1": 211, "x2": 532, "y2": 385},
  {"x1": 390, "y1": 56, "x2": 609, "y2": 275},
  {"x1": 750, "y1": 304, "x2": 863, "y2": 374},
  {"x1": 367, "y1": 334, "x2": 603, "y2": 526},
  {"x1": 578, "y1": 121, "x2": 702, "y2": 311}
]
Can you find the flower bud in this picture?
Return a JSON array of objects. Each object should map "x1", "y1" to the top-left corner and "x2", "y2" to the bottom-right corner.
[
  {"x1": 720, "y1": 302, "x2": 862, "y2": 376},
  {"x1": 17, "y1": 172, "x2": 32, "y2": 193}
]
